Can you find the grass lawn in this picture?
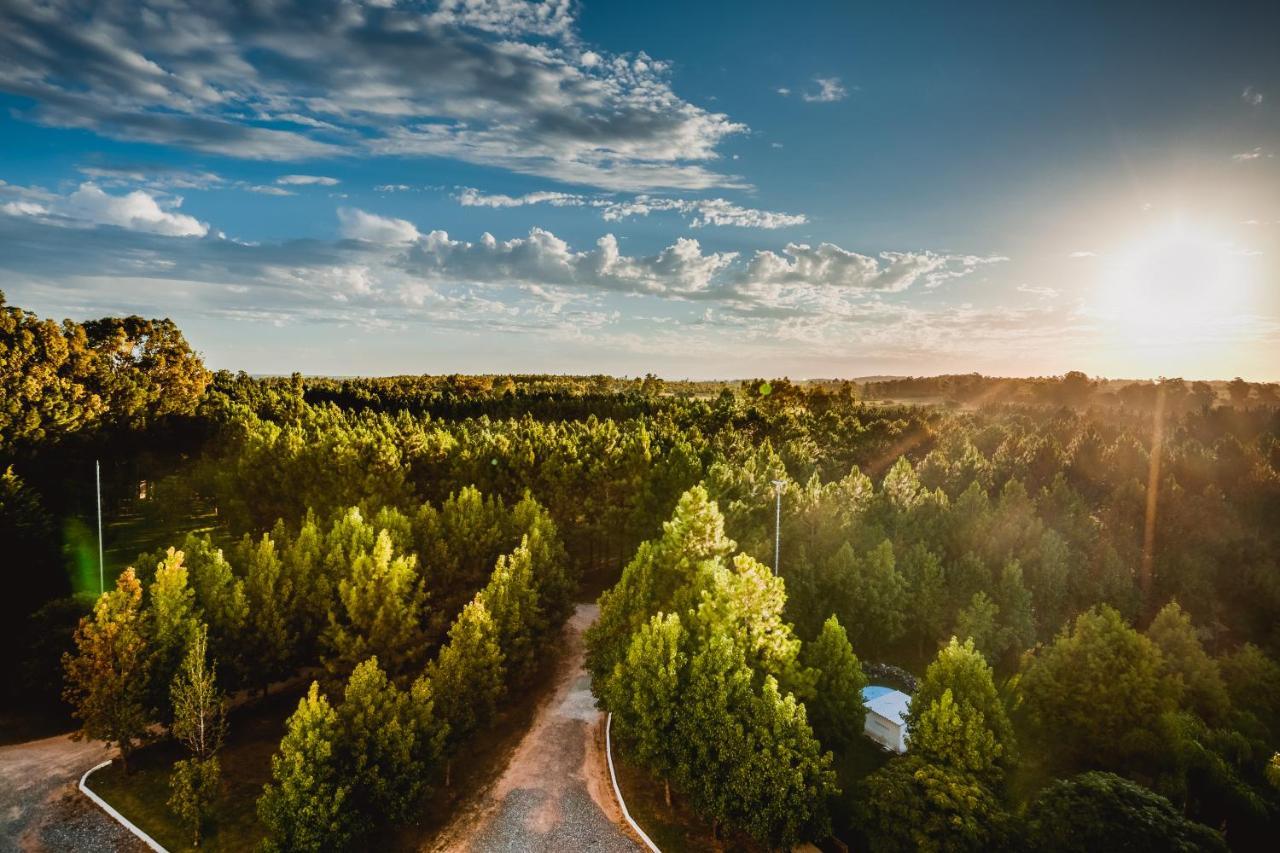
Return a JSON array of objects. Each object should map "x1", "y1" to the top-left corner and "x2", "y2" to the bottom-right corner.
[{"x1": 88, "y1": 688, "x2": 299, "y2": 852}]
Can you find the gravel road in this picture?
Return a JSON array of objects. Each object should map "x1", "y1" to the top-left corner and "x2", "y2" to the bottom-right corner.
[
  {"x1": 0, "y1": 733, "x2": 145, "y2": 853},
  {"x1": 427, "y1": 603, "x2": 642, "y2": 853}
]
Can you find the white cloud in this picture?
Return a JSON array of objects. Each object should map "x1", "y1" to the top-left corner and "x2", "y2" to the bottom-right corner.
[
  {"x1": 802, "y1": 77, "x2": 848, "y2": 103},
  {"x1": 375, "y1": 184, "x2": 413, "y2": 193},
  {"x1": 1243, "y1": 86, "x2": 1264, "y2": 106},
  {"x1": 64, "y1": 184, "x2": 208, "y2": 236},
  {"x1": 776, "y1": 87, "x2": 792, "y2": 96},
  {"x1": 2, "y1": 200, "x2": 49, "y2": 217},
  {"x1": 1017, "y1": 284, "x2": 1058, "y2": 298},
  {"x1": 1233, "y1": 147, "x2": 1269, "y2": 162},
  {"x1": 453, "y1": 187, "x2": 808, "y2": 229},
  {"x1": 456, "y1": 188, "x2": 586, "y2": 208},
  {"x1": 277, "y1": 175, "x2": 341, "y2": 186},
  {"x1": 0, "y1": 0, "x2": 746, "y2": 190},
  {"x1": 1, "y1": 182, "x2": 209, "y2": 237},
  {"x1": 1068, "y1": 250, "x2": 1097, "y2": 258},
  {"x1": 337, "y1": 207, "x2": 422, "y2": 244},
  {"x1": 247, "y1": 185, "x2": 295, "y2": 196}
]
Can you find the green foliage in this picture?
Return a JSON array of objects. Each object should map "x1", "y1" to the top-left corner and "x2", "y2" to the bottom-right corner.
[
  {"x1": 860, "y1": 755, "x2": 1005, "y2": 853},
  {"x1": 1019, "y1": 606, "x2": 1181, "y2": 772},
  {"x1": 178, "y1": 534, "x2": 248, "y2": 687},
  {"x1": 239, "y1": 533, "x2": 295, "y2": 692},
  {"x1": 62, "y1": 568, "x2": 151, "y2": 770},
  {"x1": 801, "y1": 615, "x2": 868, "y2": 752},
  {"x1": 335, "y1": 658, "x2": 423, "y2": 831},
  {"x1": 257, "y1": 683, "x2": 352, "y2": 852},
  {"x1": 604, "y1": 612, "x2": 688, "y2": 787},
  {"x1": 170, "y1": 624, "x2": 226, "y2": 762},
  {"x1": 1147, "y1": 601, "x2": 1231, "y2": 725},
  {"x1": 908, "y1": 637, "x2": 1016, "y2": 777},
  {"x1": 1024, "y1": 771, "x2": 1227, "y2": 852},
  {"x1": 912, "y1": 689, "x2": 1001, "y2": 779},
  {"x1": 324, "y1": 529, "x2": 427, "y2": 685},
  {"x1": 147, "y1": 547, "x2": 200, "y2": 718},
  {"x1": 585, "y1": 485, "x2": 733, "y2": 687},
  {"x1": 427, "y1": 598, "x2": 505, "y2": 753},
  {"x1": 479, "y1": 539, "x2": 544, "y2": 683},
  {"x1": 822, "y1": 540, "x2": 908, "y2": 658},
  {"x1": 169, "y1": 756, "x2": 221, "y2": 848}
]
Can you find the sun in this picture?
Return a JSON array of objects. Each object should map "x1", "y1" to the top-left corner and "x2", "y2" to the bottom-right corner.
[{"x1": 1096, "y1": 218, "x2": 1257, "y2": 340}]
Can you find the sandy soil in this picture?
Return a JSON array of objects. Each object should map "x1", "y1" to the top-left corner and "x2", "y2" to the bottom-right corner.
[
  {"x1": 426, "y1": 603, "x2": 641, "y2": 853},
  {"x1": 0, "y1": 733, "x2": 144, "y2": 852}
]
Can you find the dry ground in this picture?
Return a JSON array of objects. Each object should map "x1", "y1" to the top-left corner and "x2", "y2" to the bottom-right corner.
[{"x1": 426, "y1": 603, "x2": 642, "y2": 853}]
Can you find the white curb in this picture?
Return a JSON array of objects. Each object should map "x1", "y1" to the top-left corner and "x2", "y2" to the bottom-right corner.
[
  {"x1": 605, "y1": 712, "x2": 661, "y2": 853},
  {"x1": 78, "y1": 759, "x2": 170, "y2": 853}
]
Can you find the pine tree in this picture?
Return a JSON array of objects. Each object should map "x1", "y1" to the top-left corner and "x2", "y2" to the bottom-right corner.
[
  {"x1": 480, "y1": 540, "x2": 543, "y2": 683},
  {"x1": 802, "y1": 615, "x2": 868, "y2": 751},
  {"x1": 324, "y1": 529, "x2": 427, "y2": 684},
  {"x1": 258, "y1": 683, "x2": 352, "y2": 852},
  {"x1": 181, "y1": 534, "x2": 248, "y2": 688},
  {"x1": 427, "y1": 598, "x2": 505, "y2": 783},
  {"x1": 62, "y1": 568, "x2": 151, "y2": 772},
  {"x1": 733, "y1": 676, "x2": 837, "y2": 848},
  {"x1": 862, "y1": 755, "x2": 1004, "y2": 853},
  {"x1": 1019, "y1": 606, "x2": 1180, "y2": 772},
  {"x1": 955, "y1": 591, "x2": 1002, "y2": 664},
  {"x1": 1147, "y1": 601, "x2": 1230, "y2": 724},
  {"x1": 240, "y1": 532, "x2": 294, "y2": 693},
  {"x1": 586, "y1": 486, "x2": 734, "y2": 688},
  {"x1": 824, "y1": 540, "x2": 908, "y2": 657},
  {"x1": 605, "y1": 612, "x2": 687, "y2": 807},
  {"x1": 147, "y1": 547, "x2": 200, "y2": 719},
  {"x1": 907, "y1": 637, "x2": 1016, "y2": 779},
  {"x1": 911, "y1": 688, "x2": 1001, "y2": 778},
  {"x1": 335, "y1": 658, "x2": 422, "y2": 831},
  {"x1": 281, "y1": 512, "x2": 329, "y2": 655}
]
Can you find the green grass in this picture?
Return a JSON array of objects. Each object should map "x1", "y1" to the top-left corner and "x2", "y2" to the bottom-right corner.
[{"x1": 88, "y1": 688, "x2": 299, "y2": 852}]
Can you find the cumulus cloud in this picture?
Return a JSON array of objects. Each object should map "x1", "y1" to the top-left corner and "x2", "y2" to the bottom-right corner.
[
  {"x1": 337, "y1": 207, "x2": 421, "y2": 244},
  {"x1": 453, "y1": 187, "x2": 808, "y2": 229},
  {"x1": 802, "y1": 77, "x2": 849, "y2": 103},
  {"x1": 1, "y1": 181, "x2": 208, "y2": 237},
  {"x1": 277, "y1": 175, "x2": 341, "y2": 186},
  {"x1": 1243, "y1": 86, "x2": 1264, "y2": 106},
  {"x1": 0, "y1": 0, "x2": 745, "y2": 190}
]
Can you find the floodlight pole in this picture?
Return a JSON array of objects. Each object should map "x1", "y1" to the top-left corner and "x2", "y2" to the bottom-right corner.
[
  {"x1": 771, "y1": 479, "x2": 785, "y2": 576},
  {"x1": 96, "y1": 459, "x2": 104, "y2": 596}
]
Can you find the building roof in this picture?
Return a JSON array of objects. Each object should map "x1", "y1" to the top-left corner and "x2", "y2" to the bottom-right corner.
[{"x1": 861, "y1": 686, "x2": 911, "y2": 728}]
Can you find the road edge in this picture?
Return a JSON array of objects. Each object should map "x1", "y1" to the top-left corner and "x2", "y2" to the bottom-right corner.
[
  {"x1": 78, "y1": 760, "x2": 169, "y2": 853},
  {"x1": 605, "y1": 712, "x2": 661, "y2": 853}
]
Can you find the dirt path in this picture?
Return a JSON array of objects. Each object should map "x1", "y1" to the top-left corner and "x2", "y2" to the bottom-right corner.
[
  {"x1": 0, "y1": 733, "x2": 145, "y2": 853},
  {"x1": 426, "y1": 603, "x2": 641, "y2": 853}
]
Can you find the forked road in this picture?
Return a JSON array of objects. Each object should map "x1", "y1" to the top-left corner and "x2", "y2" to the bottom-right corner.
[
  {"x1": 0, "y1": 733, "x2": 144, "y2": 853},
  {"x1": 427, "y1": 602, "x2": 643, "y2": 853}
]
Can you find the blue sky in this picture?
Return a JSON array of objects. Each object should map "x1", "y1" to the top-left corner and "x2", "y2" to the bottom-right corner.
[{"x1": 1, "y1": 0, "x2": 1277, "y2": 379}]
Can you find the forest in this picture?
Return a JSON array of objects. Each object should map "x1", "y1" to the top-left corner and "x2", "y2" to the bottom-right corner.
[{"x1": 3, "y1": 291, "x2": 1280, "y2": 851}]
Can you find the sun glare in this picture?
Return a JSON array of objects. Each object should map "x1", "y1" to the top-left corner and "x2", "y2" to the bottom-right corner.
[{"x1": 1097, "y1": 218, "x2": 1257, "y2": 339}]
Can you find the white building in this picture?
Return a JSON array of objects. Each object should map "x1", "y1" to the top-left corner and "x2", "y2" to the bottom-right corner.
[{"x1": 861, "y1": 685, "x2": 911, "y2": 753}]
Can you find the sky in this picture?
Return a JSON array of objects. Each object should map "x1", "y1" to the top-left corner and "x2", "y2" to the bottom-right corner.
[{"x1": 0, "y1": 0, "x2": 1277, "y2": 380}]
